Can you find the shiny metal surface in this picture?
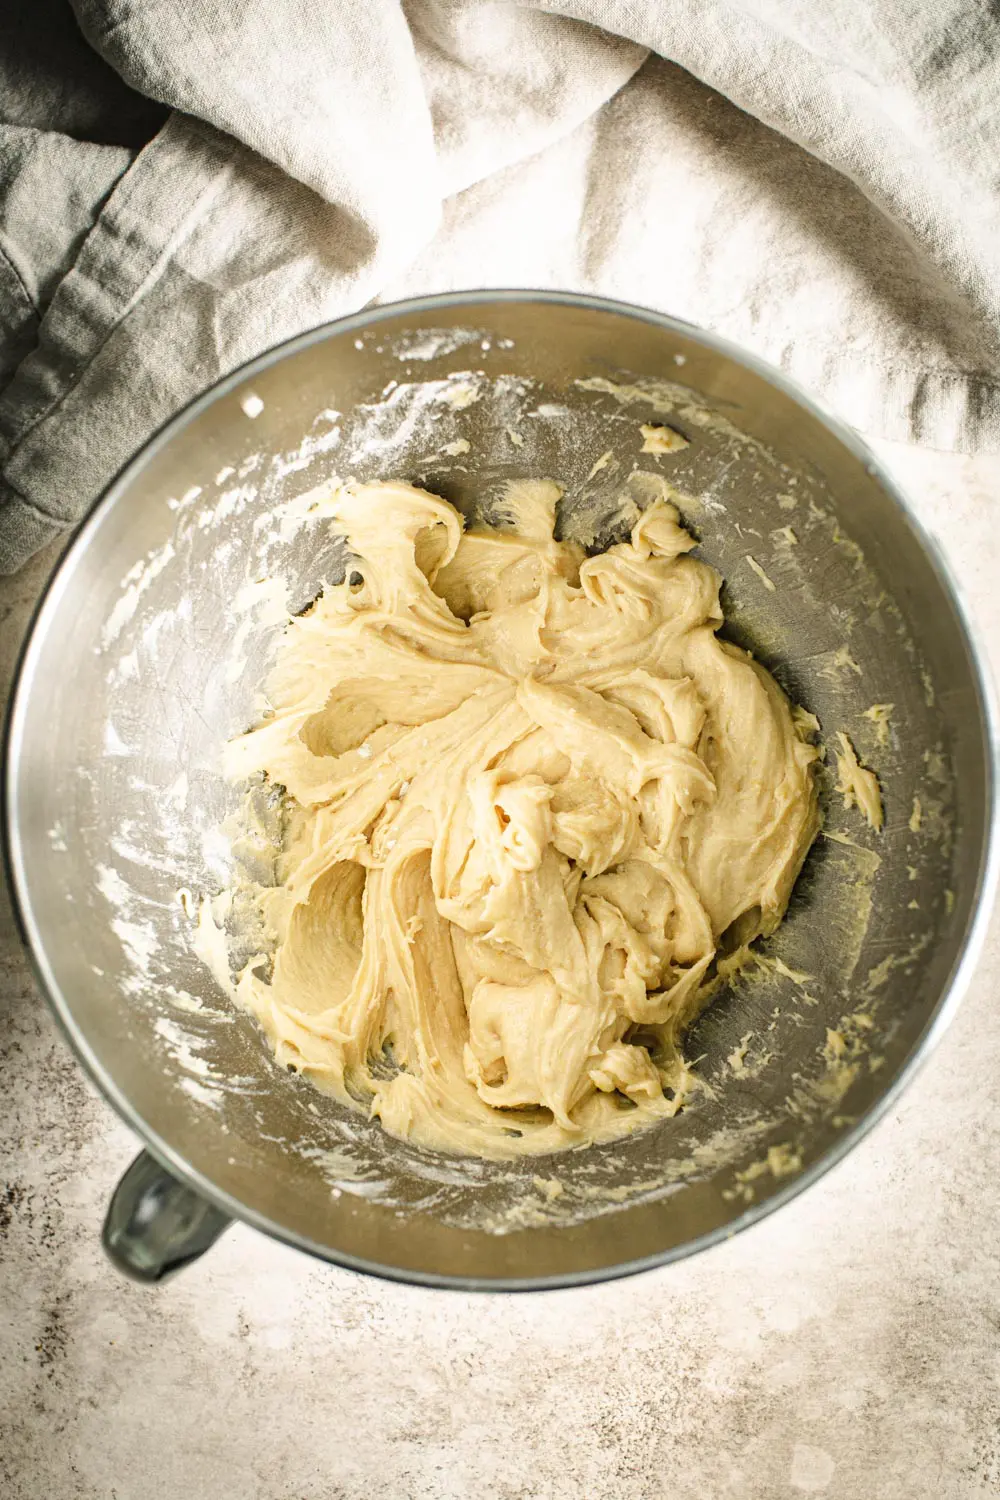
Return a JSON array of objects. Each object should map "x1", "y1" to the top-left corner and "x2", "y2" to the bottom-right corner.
[
  {"x1": 102, "y1": 1150, "x2": 232, "y2": 1283},
  {"x1": 5, "y1": 292, "x2": 998, "y2": 1289}
]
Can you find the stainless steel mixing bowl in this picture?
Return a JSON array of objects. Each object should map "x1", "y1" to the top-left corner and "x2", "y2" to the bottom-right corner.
[{"x1": 5, "y1": 292, "x2": 997, "y2": 1288}]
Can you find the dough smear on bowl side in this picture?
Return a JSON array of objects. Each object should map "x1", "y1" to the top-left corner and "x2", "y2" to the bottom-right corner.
[{"x1": 222, "y1": 479, "x2": 820, "y2": 1159}]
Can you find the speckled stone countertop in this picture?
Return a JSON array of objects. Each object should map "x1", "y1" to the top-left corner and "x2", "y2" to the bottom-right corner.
[{"x1": 2, "y1": 439, "x2": 999, "y2": 1500}]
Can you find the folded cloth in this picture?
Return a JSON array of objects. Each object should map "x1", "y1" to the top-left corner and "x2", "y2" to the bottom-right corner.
[{"x1": 1, "y1": 0, "x2": 998, "y2": 573}]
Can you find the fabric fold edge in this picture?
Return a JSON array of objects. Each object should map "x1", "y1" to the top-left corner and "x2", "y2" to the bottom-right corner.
[
  {"x1": 0, "y1": 490, "x2": 68, "y2": 573},
  {"x1": 779, "y1": 344, "x2": 1000, "y2": 453}
]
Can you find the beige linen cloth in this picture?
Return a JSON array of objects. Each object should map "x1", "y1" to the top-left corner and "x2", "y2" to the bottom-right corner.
[{"x1": 1, "y1": 0, "x2": 999, "y2": 573}]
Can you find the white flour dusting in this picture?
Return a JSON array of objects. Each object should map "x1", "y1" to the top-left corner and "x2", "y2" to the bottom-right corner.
[
  {"x1": 387, "y1": 327, "x2": 487, "y2": 362},
  {"x1": 100, "y1": 541, "x2": 177, "y2": 648}
]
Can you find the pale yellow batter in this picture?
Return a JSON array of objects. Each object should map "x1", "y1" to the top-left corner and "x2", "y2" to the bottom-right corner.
[{"x1": 226, "y1": 479, "x2": 820, "y2": 1158}]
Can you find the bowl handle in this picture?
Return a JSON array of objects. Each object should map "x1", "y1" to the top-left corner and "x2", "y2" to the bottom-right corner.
[{"x1": 102, "y1": 1150, "x2": 232, "y2": 1282}]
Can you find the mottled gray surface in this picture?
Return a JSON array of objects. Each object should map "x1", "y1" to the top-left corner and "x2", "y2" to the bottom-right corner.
[{"x1": 2, "y1": 440, "x2": 999, "y2": 1499}]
